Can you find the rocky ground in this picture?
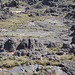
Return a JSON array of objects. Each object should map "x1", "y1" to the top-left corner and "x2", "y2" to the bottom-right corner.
[{"x1": 0, "y1": 0, "x2": 75, "y2": 75}]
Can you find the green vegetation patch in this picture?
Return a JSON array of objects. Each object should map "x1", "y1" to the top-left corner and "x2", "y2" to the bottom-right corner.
[{"x1": 0, "y1": 13, "x2": 52, "y2": 29}]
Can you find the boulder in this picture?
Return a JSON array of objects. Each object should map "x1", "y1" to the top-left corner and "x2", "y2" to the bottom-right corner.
[
  {"x1": 21, "y1": 50, "x2": 27, "y2": 56},
  {"x1": 4, "y1": 38, "x2": 17, "y2": 52},
  {"x1": 5, "y1": 0, "x2": 19, "y2": 7},
  {"x1": 17, "y1": 38, "x2": 36, "y2": 50},
  {"x1": 17, "y1": 38, "x2": 43, "y2": 50},
  {"x1": 70, "y1": 25, "x2": 75, "y2": 31},
  {"x1": 17, "y1": 38, "x2": 29, "y2": 50}
]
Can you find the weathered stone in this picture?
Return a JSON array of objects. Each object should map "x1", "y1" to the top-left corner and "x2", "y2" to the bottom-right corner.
[
  {"x1": 70, "y1": 25, "x2": 75, "y2": 31},
  {"x1": 4, "y1": 38, "x2": 17, "y2": 52}
]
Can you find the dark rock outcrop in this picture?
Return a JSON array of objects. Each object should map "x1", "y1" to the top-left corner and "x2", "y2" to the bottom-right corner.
[
  {"x1": 70, "y1": 25, "x2": 75, "y2": 31},
  {"x1": 17, "y1": 38, "x2": 29, "y2": 50},
  {"x1": 17, "y1": 38, "x2": 43, "y2": 50},
  {"x1": 5, "y1": 0, "x2": 19, "y2": 7},
  {"x1": 4, "y1": 38, "x2": 17, "y2": 52}
]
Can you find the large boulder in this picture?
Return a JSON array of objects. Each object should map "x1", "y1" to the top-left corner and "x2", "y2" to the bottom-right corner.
[
  {"x1": 17, "y1": 38, "x2": 43, "y2": 50},
  {"x1": 4, "y1": 38, "x2": 17, "y2": 52},
  {"x1": 17, "y1": 38, "x2": 29, "y2": 50},
  {"x1": 17, "y1": 38, "x2": 36, "y2": 50},
  {"x1": 21, "y1": 50, "x2": 27, "y2": 56}
]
